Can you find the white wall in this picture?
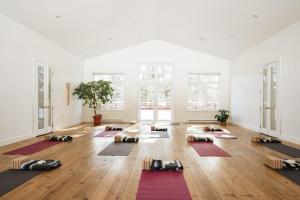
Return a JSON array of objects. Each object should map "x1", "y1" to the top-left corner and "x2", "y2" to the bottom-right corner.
[
  {"x1": 84, "y1": 40, "x2": 229, "y2": 123},
  {"x1": 230, "y1": 20, "x2": 300, "y2": 144},
  {"x1": 0, "y1": 13, "x2": 83, "y2": 146}
]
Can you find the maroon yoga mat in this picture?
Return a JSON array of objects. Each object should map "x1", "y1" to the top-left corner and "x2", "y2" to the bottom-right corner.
[
  {"x1": 191, "y1": 142, "x2": 231, "y2": 157},
  {"x1": 3, "y1": 141, "x2": 59, "y2": 155},
  {"x1": 94, "y1": 131, "x2": 120, "y2": 137},
  {"x1": 136, "y1": 171, "x2": 192, "y2": 200}
]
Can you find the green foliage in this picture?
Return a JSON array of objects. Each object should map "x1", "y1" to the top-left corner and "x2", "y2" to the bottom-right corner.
[
  {"x1": 73, "y1": 80, "x2": 114, "y2": 116},
  {"x1": 214, "y1": 109, "x2": 230, "y2": 122}
]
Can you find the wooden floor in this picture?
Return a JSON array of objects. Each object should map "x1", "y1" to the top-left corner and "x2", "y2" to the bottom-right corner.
[{"x1": 0, "y1": 123, "x2": 299, "y2": 200}]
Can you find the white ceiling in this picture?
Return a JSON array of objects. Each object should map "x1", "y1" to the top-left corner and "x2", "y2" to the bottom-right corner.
[{"x1": 0, "y1": 0, "x2": 300, "y2": 59}]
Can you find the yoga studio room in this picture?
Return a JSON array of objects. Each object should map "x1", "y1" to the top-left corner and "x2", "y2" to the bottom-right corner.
[{"x1": 1, "y1": 0, "x2": 300, "y2": 199}]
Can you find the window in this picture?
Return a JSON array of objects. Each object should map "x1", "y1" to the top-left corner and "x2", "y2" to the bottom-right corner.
[
  {"x1": 187, "y1": 73, "x2": 220, "y2": 110},
  {"x1": 94, "y1": 74, "x2": 124, "y2": 110}
]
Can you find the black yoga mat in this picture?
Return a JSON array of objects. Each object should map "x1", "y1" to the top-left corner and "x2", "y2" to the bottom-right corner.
[
  {"x1": 262, "y1": 143, "x2": 300, "y2": 158},
  {"x1": 98, "y1": 143, "x2": 135, "y2": 156},
  {"x1": 275, "y1": 170, "x2": 300, "y2": 185},
  {"x1": 0, "y1": 170, "x2": 42, "y2": 197}
]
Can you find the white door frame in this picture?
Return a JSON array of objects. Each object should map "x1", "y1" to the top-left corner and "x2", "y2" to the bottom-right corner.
[
  {"x1": 260, "y1": 58, "x2": 281, "y2": 137},
  {"x1": 137, "y1": 63, "x2": 174, "y2": 123},
  {"x1": 33, "y1": 59, "x2": 54, "y2": 136}
]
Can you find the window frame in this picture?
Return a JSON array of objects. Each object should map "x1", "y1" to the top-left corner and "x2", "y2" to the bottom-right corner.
[
  {"x1": 93, "y1": 73, "x2": 125, "y2": 111},
  {"x1": 187, "y1": 73, "x2": 221, "y2": 111}
]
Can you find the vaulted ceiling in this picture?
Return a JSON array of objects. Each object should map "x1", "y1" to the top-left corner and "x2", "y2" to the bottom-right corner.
[{"x1": 0, "y1": 0, "x2": 300, "y2": 59}]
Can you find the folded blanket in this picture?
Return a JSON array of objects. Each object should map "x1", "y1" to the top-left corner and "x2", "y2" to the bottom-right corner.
[
  {"x1": 105, "y1": 126, "x2": 123, "y2": 131},
  {"x1": 20, "y1": 160, "x2": 61, "y2": 171},
  {"x1": 45, "y1": 135, "x2": 73, "y2": 142},
  {"x1": 151, "y1": 126, "x2": 168, "y2": 132}
]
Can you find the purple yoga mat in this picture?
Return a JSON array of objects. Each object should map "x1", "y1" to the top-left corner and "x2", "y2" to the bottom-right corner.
[
  {"x1": 191, "y1": 142, "x2": 231, "y2": 157},
  {"x1": 94, "y1": 131, "x2": 120, "y2": 137},
  {"x1": 3, "y1": 141, "x2": 59, "y2": 155},
  {"x1": 136, "y1": 171, "x2": 192, "y2": 200}
]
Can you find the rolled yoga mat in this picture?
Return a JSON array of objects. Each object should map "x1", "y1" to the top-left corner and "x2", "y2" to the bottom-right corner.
[
  {"x1": 98, "y1": 142, "x2": 135, "y2": 156},
  {"x1": 275, "y1": 170, "x2": 300, "y2": 185},
  {"x1": 261, "y1": 143, "x2": 300, "y2": 158},
  {"x1": 191, "y1": 142, "x2": 231, "y2": 157},
  {"x1": 0, "y1": 170, "x2": 42, "y2": 197},
  {"x1": 3, "y1": 141, "x2": 59, "y2": 155},
  {"x1": 136, "y1": 171, "x2": 192, "y2": 200},
  {"x1": 94, "y1": 131, "x2": 120, "y2": 137}
]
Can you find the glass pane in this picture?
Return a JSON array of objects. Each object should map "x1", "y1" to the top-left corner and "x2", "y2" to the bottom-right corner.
[
  {"x1": 262, "y1": 68, "x2": 268, "y2": 129},
  {"x1": 140, "y1": 109, "x2": 154, "y2": 121},
  {"x1": 38, "y1": 66, "x2": 45, "y2": 129},
  {"x1": 270, "y1": 66, "x2": 277, "y2": 131},
  {"x1": 140, "y1": 85, "x2": 154, "y2": 108},
  {"x1": 157, "y1": 84, "x2": 172, "y2": 109},
  {"x1": 140, "y1": 65, "x2": 155, "y2": 81},
  {"x1": 48, "y1": 69, "x2": 52, "y2": 127},
  {"x1": 157, "y1": 109, "x2": 171, "y2": 121}
]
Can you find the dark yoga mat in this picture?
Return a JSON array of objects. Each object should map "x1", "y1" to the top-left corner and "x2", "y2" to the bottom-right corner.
[
  {"x1": 136, "y1": 171, "x2": 192, "y2": 200},
  {"x1": 0, "y1": 170, "x2": 42, "y2": 197},
  {"x1": 3, "y1": 141, "x2": 59, "y2": 155},
  {"x1": 261, "y1": 143, "x2": 300, "y2": 158},
  {"x1": 98, "y1": 142, "x2": 135, "y2": 156},
  {"x1": 94, "y1": 131, "x2": 120, "y2": 137},
  {"x1": 191, "y1": 142, "x2": 231, "y2": 157},
  {"x1": 275, "y1": 170, "x2": 300, "y2": 185}
]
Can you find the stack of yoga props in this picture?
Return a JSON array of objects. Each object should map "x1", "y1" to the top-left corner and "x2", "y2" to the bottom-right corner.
[
  {"x1": 151, "y1": 126, "x2": 168, "y2": 132},
  {"x1": 142, "y1": 157, "x2": 184, "y2": 171},
  {"x1": 186, "y1": 134, "x2": 213, "y2": 142},
  {"x1": 0, "y1": 157, "x2": 61, "y2": 197},
  {"x1": 202, "y1": 127, "x2": 223, "y2": 132},
  {"x1": 251, "y1": 136, "x2": 281, "y2": 143},
  {"x1": 251, "y1": 135, "x2": 300, "y2": 157},
  {"x1": 264, "y1": 155, "x2": 300, "y2": 185},
  {"x1": 44, "y1": 135, "x2": 73, "y2": 142},
  {"x1": 105, "y1": 126, "x2": 123, "y2": 131},
  {"x1": 187, "y1": 134, "x2": 231, "y2": 157},
  {"x1": 137, "y1": 157, "x2": 192, "y2": 200},
  {"x1": 114, "y1": 134, "x2": 139, "y2": 143}
]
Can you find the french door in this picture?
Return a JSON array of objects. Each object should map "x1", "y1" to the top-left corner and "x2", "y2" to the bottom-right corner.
[
  {"x1": 34, "y1": 61, "x2": 53, "y2": 136},
  {"x1": 260, "y1": 61, "x2": 280, "y2": 137},
  {"x1": 139, "y1": 63, "x2": 173, "y2": 122}
]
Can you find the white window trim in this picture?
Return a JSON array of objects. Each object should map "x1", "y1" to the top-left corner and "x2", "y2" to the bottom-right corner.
[
  {"x1": 93, "y1": 73, "x2": 125, "y2": 111},
  {"x1": 187, "y1": 73, "x2": 221, "y2": 111}
]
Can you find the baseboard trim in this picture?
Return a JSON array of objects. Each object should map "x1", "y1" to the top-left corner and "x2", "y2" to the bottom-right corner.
[
  {"x1": 0, "y1": 133, "x2": 35, "y2": 147},
  {"x1": 53, "y1": 120, "x2": 83, "y2": 131},
  {"x1": 231, "y1": 121, "x2": 260, "y2": 132},
  {"x1": 280, "y1": 135, "x2": 300, "y2": 145}
]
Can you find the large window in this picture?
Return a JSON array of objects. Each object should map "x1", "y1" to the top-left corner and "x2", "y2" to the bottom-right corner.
[
  {"x1": 187, "y1": 73, "x2": 220, "y2": 110},
  {"x1": 94, "y1": 74, "x2": 124, "y2": 110}
]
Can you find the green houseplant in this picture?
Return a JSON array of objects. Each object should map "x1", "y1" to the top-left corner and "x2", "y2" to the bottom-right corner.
[
  {"x1": 73, "y1": 80, "x2": 114, "y2": 126},
  {"x1": 214, "y1": 110, "x2": 230, "y2": 126}
]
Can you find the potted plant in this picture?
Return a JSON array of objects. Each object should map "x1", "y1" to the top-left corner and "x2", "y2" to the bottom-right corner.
[
  {"x1": 214, "y1": 110, "x2": 230, "y2": 126},
  {"x1": 73, "y1": 80, "x2": 114, "y2": 126}
]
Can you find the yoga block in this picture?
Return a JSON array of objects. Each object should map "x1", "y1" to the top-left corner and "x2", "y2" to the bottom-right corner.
[
  {"x1": 114, "y1": 134, "x2": 123, "y2": 143},
  {"x1": 11, "y1": 157, "x2": 30, "y2": 170},
  {"x1": 203, "y1": 127, "x2": 210, "y2": 132},
  {"x1": 143, "y1": 157, "x2": 153, "y2": 171},
  {"x1": 251, "y1": 136, "x2": 261, "y2": 143},
  {"x1": 264, "y1": 155, "x2": 283, "y2": 169}
]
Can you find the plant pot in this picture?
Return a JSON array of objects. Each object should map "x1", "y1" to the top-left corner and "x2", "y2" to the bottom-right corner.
[
  {"x1": 220, "y1": 121, "x2": 227, "y2": 126},
  {"x1": 93, "y1": 114, "x2": 102, "y2": 126}
]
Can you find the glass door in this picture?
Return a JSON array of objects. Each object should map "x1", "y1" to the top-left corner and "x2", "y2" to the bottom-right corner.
[
  {"x1": 260, "y1": 61, "x2": 280, "y2": 137},
  {"x1": 139, "y1": 63, "x2": 173, "y2": 122},
  {"x1": 35, "y1": 62, "x2": 53, "y2": 136}
]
